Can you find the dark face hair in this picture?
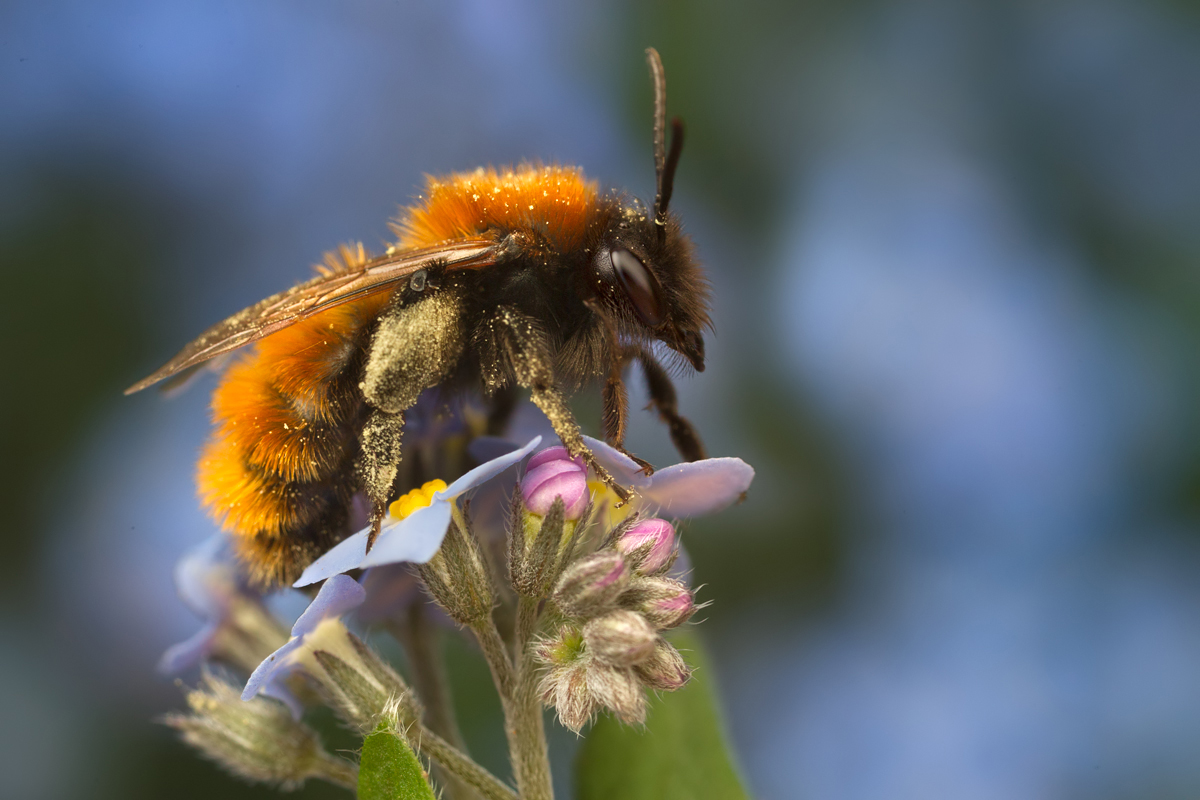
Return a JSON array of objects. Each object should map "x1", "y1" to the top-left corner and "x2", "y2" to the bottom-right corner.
[{"x1": 589, "y1": 207, "x2": 710, "y2": 372}]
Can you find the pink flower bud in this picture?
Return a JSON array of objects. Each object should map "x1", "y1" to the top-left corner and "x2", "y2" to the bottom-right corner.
[
  {"x1": 553, "y1": 551, "x2": 629, "y2": 618},
  {"x1": 615, "y1": 518, "x2": 676, "y2": 574},
  {"x1": 522, "y1": 446, "x2": 589, "y2": 519},
  {"x1": 620, "y1": 576, "x2": 696, "y2": 630},
  {"x1": 634, "y1": 639, "x2": 691, "y2": 691}
]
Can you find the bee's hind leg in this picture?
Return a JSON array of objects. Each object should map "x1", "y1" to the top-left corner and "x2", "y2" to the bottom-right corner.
[
  {"x1": 357, "y1": 290, "x2": 467, "y2": 550},
  {"x1": 359, "y1": 408, "x2": 405, "y2": 550}
]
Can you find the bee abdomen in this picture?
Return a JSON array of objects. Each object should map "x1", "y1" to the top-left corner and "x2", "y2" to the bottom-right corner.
[{"x1": 197, "y1": 296, "x2": 387, "y2": 586}]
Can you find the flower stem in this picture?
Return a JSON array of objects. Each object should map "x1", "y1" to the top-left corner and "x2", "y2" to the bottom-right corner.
[
  {"x1": 416, "y1": 727, "x2": 519, "y2": 800},
  {"x1": 389, "y1": 604, "x2": 477, "y2": 800},
  {"x1": 472, "y1": 619, "x2": 515, "y2": 704},
  {"x1": 511, "y1": 596, "x2": 552, "y2": 800},
  {"x1": 313, "y1": 751, "x2": 359, "y2": 791},
  {"x1": 471, "y1": 608, "x2": 552, "y2": 800}
]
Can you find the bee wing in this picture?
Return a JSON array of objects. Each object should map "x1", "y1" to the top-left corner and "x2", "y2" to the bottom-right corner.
[{"x1": 126, "y1": 237, "x2": 503, "y2": 395}]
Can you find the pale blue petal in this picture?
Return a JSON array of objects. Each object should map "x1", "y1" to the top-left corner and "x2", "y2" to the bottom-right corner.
[
  {"x1": 361, "y1": 501, "x2": 454, "y2": 568},
  {"x1": 439, "y1": 435, "x2": 542, "y2": 498},
  {"x1": 296, "y1": 436, "x2": 540, "y2": 587},
  {"x1": 639, "y1": 457, "x2": 755, "y2": 518},
  {"x1": 157, "y1": 621, "x2": 219, "y2": 675},
  {"x1": 293, "y1": 529, "x2": 371, "y2": 588},
  {"x1": 243, "y1": 576, "x2": 365, "y2": 702},
  {"x1": 242, "y1": 637, "x2": 302, "y2": 700},
  {"x1": 292, "y1": 574, "x2": 366, "y2": 635},
  {"x1": 581, "y1": 435, "x2": 653, "y2": 489}
]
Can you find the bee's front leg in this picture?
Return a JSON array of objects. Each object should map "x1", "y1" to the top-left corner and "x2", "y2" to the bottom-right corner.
[
  {"x1": 486, "y1": 306, "x2": 632, "y2": 503},
  {"x1": 632, "y1": 343, "x2": 706, "y2": 462}
]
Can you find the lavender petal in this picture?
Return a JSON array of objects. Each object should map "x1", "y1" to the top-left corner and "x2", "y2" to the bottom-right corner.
[{"x1": 640, "y1": 457, "x2": 755, "y2": 517}]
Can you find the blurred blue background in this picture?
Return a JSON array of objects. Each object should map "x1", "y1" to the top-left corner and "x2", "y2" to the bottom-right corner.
[{"x1": 3, "y1": 1, "x2": 1200, "y2": 798}]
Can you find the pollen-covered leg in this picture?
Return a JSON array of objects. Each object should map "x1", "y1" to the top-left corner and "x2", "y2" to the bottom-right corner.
[
  {"x1": 357, "y1": 290, "x2": 467, "y2": 549},
  {"x1": 359, "y1": 409, "x2": 405, "y2": 550},
  {"x1": 635, "y1": 345, "x2": 706, "y2": 462},
  {"x1": 487, "y1": 306, "x2": 631, "y2": 502}
]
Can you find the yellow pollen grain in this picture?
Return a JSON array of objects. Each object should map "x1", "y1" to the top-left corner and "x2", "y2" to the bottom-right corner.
[{"x1": 389, "y1": 478, "x2": 448, "y2": 520}]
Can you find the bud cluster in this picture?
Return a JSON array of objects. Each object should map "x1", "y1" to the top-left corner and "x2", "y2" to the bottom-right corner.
[
  {"x1": 161, "y1": 433, "x2": 752, "y2": 799},
  {"x1": 536, "y1": 517, "x2": 697, "y2": 732}
]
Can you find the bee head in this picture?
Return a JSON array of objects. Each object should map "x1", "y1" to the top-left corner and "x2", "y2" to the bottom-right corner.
[{"x1": 590, "y1": 209, "x2": 710, "y2": 371}]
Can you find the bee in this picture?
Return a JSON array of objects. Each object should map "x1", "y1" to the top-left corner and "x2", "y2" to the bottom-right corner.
[{"x1": 127, "y1": 49, "x2": 711, "y2": 587}]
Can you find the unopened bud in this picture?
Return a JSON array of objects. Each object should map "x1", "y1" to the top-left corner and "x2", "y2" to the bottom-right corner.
[
  {"x1": 511, "y1": 495, "x2": 579, "y2": 599},
  {"x1": 535, "y1": 625, "x2": 585, "y2": 667},
  {"x1": 522, "y1": 446, "x2": 589, "y2": 519},
  {"x1": 165, "y1": 671, "x2": 357, "y2": 790},
  {"x1": 586, "y1": 662, "x2": 647, "y2": 725},
  {"x1": 583, "y1": 610, "x2": 658, "y2": 668},
  {"x1": 553, "y1": 551, "x2": 630, "y2": 619},
  {"x1": 419, "y1": 513, "x2": 495, "y2": 625},
  {"x1": 621, "y1": 576, "x2": 696, "y2": 630},
  {"x1": 633, "y1": 639, "x2": 691, "y2": 691},
  {"x1": 293, "y1": 621, "x2": 418, "y2": 732},
  {"x1": 539, "y1": 660, "x2": 596, "y2": 734},
  {"x1": 615, "y1": 518, "x2": 676, "y2": 575}
]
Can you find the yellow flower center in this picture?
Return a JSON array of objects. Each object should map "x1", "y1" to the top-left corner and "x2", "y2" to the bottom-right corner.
[
  {"x1": 389, "y1": 479, "x2": 448, "y2": 520},
  {"x1": 588, "y1": 479, "x2": 635, "y2": 524}
]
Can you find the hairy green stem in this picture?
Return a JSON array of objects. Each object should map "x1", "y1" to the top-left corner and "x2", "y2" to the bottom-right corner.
[
  {"x1": 472, "y1": 619, "x2": 515, "y2": 704},
  {"x1": 389, "y1": 606, "x2": 476, "y2": 800},
  {"x1": 313, "y1": 751, "x2": 359, "y2": 791},
  {"x1": 415, "y1": 727, "x2": 519, "y2": 800},
  {"x1": 471, "y1": 609, "x2": 553, "y2": 800},
  {"x1": 511, "y1": 597, "x2": 552, "y2": 800}
]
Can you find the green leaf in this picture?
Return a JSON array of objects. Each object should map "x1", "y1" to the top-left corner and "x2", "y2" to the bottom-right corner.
[
  {"x1": 575, "y1": 630, "x2": 752, "y2": 800},
  {"x1": 357, "y1": 722, "x2": 438, "y2": 800}
]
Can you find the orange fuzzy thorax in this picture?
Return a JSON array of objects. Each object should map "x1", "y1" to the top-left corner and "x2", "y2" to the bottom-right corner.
[{"x1": 395, "y1": 164, "x2": 599, "y2": 252}]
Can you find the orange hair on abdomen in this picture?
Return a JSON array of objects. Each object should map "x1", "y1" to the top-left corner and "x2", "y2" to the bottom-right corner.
[{"x1": 196, "y1": 245, "x2": 389, "y2": 585}]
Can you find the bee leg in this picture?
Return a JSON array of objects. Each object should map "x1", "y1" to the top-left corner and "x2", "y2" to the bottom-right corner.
[
  {"x1": 358, "y1": 291, "x2": 467, "y2": 551},
  {"x1": 634, "y1": 345, "x2": 707, "y2": 462},
  {"x1": 360, "y1": 408, "x2": 405, "y2": 551},
  {"x1": 602, "y1": 365, "x2": 655, "y2": 476},
  {"x1": 586, "y1": 298, "x2": 655, "y2": 475},
  {"x1": 490, "y1": 306, "x2": 631, "y2": 502}
]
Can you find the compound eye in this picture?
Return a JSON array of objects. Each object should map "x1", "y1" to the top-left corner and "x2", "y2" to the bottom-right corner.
[{"x1": 611, "y1": 247, "x2": 664, "y2": 326}]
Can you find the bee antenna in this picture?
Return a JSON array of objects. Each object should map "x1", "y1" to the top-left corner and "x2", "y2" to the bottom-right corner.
[{"x1": 646, "y1": 48, "x2": 684, "y2": 238}]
